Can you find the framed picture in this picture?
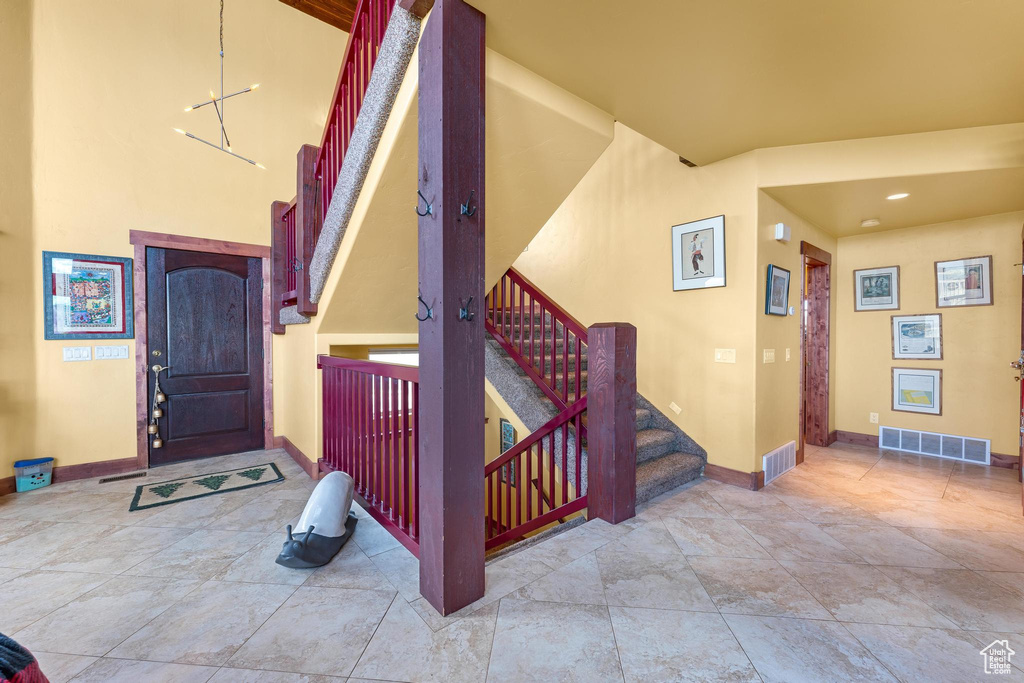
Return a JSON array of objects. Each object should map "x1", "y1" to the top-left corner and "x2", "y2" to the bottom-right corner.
[
  {"x1": 935, "y1": 255, "x2": 993, "y2": 308},
  {"x1": 671, "y1": 215, "x2": 725, "y2": 291},
  {"x1": 891, "y1": 314, "x2": 942, "y2": 360},
  {"x1": 853, "y1": 266, "x2": 899, "y2": 311},
  {"x1": 892, "y1": 367, "x2": 942, "y2": 415},
  {"x1": 764, "y1": 265, "x2": 790, "y2": 316},
  {"x1": 499, "y1": 418, "x2": 517, "y2": 486},
  {"x1": 42, "y1": 251, "x2": 134, "y2": 340}
]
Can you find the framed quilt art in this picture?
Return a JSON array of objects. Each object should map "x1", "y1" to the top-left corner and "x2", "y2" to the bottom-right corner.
[{"x1": 42, "y1": 251, "x2": 134, "y2": 340}]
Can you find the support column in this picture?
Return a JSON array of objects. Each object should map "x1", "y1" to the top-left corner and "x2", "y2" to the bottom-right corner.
[
  {"x1": 417, "y1": 0, "x2": 486, "y2": 615},
  {"x1": 587, "y1": 323, "x2": 637, "y2": 524},
  {"x1": 270, "y1": 201, "x2": 289, "y2": 335},
  {"x1": 296, "y1": 144, "x2": 319, "y2": 317}
]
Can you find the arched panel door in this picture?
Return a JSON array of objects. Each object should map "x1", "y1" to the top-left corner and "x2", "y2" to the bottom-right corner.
[{"x1": 146, "y1": 247, "x2": 264, "y2": 465}]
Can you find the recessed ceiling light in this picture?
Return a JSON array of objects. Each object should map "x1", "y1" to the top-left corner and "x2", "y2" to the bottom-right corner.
[
  {"x1": 860, "y1": 218, "x2": 881, "y2": 228},
  {"x1": 886, "y1": 193, "x2": 909, "y2": 200}
]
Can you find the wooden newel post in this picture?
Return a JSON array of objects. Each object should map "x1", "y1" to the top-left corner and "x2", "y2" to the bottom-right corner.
[
  {"x1": 417, "y1": 0, "x2": 486, "y2": 616},
  {"x1": 587, "y1": 323, "x2": 637, "y2": 524},
  {"x1": 270, "y1": 201, "x2": 289, "y2": 335},
  {"x1": 295, "y1": 144, "x2": 319, "y2": 317}
]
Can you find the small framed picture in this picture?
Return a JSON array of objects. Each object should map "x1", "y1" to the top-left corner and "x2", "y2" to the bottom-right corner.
[
  {"x1": 499, "y1": 418, "x2": 517, "y2": 486},
  {"x1": 935, "y1": 256, "x2": 993, "y2": 308},
  {"x1": 764, "y1": 265, "x2": 790, "y2": 316},
  {"x1": 672, "y1": 215, "x2": 726, "y2": 291},
  {"x1": 892, "y1": 367, "x2": 942, "y2": 415},
  {"x1": 892, "y1": 314, "x2": 942, "y2": 360},
  {"x1": 853, "y1": 266, "x2": 899, "y2": 311},
  {"x1": 42, "y1": 251, "x2": 134, "y2": 340}
]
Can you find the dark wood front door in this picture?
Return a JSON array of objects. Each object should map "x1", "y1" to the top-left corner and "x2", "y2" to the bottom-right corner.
[{"x1": 146, "y1": 247, "x2": 264, "y2": 465}]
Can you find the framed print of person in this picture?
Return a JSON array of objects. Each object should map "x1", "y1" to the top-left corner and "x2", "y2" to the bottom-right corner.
[
  {"x1": 853, "y1": 266, "x2": 899, "y2": 311},
  {"x1": 935, "y1": 256, "x2": 993, "y2": 308},
  {"x1": 671, "y1": 215, "x2": 726, "y2": 291}
]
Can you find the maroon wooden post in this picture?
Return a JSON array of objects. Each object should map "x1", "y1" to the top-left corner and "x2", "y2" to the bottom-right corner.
[
  {"x1": 587, "y1": 323, "x2": 637, "y2": 524},
  {"x1": 270, "y1": 200, "x2": 289, "y2": 335},
  {"x1": 416, "y1": 0, "x2": 486, "y2": 616},
  {"x1": 296, "y1": 144, "x2": 319, "y2": 317}
]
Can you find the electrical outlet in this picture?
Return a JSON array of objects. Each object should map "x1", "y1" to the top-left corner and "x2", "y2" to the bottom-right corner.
[
  {"x1": 763, "y1": 349, "x2": 775, "y2": 363},
  {"x1": 785, "y1": 348, "x2": 791, "y2": 361},
  {"x1": 62, "y1": 346, "x2": 92, "y2": 362},
  {"x1": 714, "y1": 348, "x2": 736, "y2": 363},
  {"x1": 668, "y1": 401, "x2": 682, "y2": 415},
  {"x1": 869, "y1": 412, "x2": 879, "y2": 424}
]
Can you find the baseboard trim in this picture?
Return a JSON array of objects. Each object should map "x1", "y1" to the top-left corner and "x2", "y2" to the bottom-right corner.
[
  {"x1": 279, "y1": 435, "x2": 319, "y2": 480},
  {"x1": 703, "y1": 463, "x2": 764, "y2": 491},
  {"x1": 1, "y1": 456, "x2": 142, "y2": 497},
  {"x1": 991, "y1": 452, "x2": 1022, "y2": 470},
  {"x1": 826, "y1": 430, "x2": 838, "y2": 446},
  {"x1": 834, "y1": 430, "x2": 879, "y2": 448}
]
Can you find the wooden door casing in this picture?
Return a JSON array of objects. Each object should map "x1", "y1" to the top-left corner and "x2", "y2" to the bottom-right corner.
[
  {"x1": 146, "y1": 247, "x2": 265, "y2": 465},
  {"x1": 800, "y1": 242, "x2": 832, "y2": 455}
]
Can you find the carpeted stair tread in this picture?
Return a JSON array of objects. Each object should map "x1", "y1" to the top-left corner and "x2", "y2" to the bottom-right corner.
[
  {"x1": 635, "y1": 452, "x2": 705, "y2": 504},
  {"x1": 636, "y1": 428, "x2": 675, "y2": 463}
]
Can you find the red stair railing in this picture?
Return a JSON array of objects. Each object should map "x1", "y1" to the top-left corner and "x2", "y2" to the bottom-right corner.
[
  {"x1": 484, "y1": 399, "x2": 587, "y2": 550},
  {"x1": 318, "y1": 354, "x2": 419, "y2": 557},
  {"x1": 282, "y1": 201, "x2": 298, "y2": 306},
  {"x1": 315, "y1": 0, "x2": 397, "y2": 226}
]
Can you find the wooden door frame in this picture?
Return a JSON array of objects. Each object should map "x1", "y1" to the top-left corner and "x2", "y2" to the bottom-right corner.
[
  {"x1": 798, "y1": 241, "x2": 833, "y2": 464},
  {"x1": 129, "y1": 230, "x2": 274, "y2": 470}
]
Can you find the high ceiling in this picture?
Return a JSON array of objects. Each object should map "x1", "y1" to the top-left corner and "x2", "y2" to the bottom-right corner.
[
  {"x1": 278, "y1": 0, "x2": 355, "y2": 31},
  {"x1": 466, "y1": 0, "x2": 1024, "y2": 165},
  {"x1": 764, "y1": 168, "x2": 1024, "y2": 237}
]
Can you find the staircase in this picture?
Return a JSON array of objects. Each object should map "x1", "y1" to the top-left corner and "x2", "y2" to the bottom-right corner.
[{"x1": 484, "y1": 268, "x2": 706, "y2": 517}]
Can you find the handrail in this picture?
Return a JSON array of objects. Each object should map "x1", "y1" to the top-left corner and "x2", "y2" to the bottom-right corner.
[
  {"x1": 314, "y1": 0, "x2": 396, "y2": 229},
  {"x1": 318, "y1": 353, "x2": 419, "y2": 556}
]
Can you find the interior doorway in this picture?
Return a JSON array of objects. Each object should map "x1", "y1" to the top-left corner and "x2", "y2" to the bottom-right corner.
[{"x1": 800, "y1": 241, "x2": 832, "y2": 461}]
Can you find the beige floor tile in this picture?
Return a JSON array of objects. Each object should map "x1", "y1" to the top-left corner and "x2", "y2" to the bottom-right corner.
[
  {"x1": 71, "y1": 498, "x2": 164, "y2": 526},
  {"x1": 772, "y1": 490, "x2": 889, "y2": 526},
  {"x1": 67, "y1": 657, "x2": 218, "y2": 682},
  {"x1": 900, "y1": 527, "x2": 1024, "y2": 572},
  {"x1": 596, "y1": 547, "x2": 715, "y2": 611},
  {"x1": 781, "y1": 561, "x2": 957, "y2": 627},
  {"x1": 519, "y1": 525, "x2": 611, "y2": 570},
  {"x1": 217, "y1": 533, "x2": 317, "y2": 586},
  {"x1": 594, "y1": 518, "x2": 682, "y2": 555},
  {"x1": 32, "y1": 652, "x2": 98, "y2": 683},
  {"x1": 688, "y1": 556, "x2": 832, "y2": 619},
  {"x1": 0, "y1": 566, "x2": 27, "y2": 583},
  {"x1": 303, "y1": 538, "x2": 395, "y2": 591},
  {"x1": 844, "y1": 622, "x2": 1024, "y2": 683},
  {"x1": 352, "y1": 598, "x2": 497, "y2": 682},
  {"x1": 706, "y1": 486, "x2": 807, "y2": 521},
  {"x1": 818, "y1": 524, "x2": 962, "y2": 568},
  {"x1": 206, "y1": 497, "x2": 305, "y2": 533},
  {"x1": 368, "y1": 544, "x2": 422, "y2": 601},
  {"x1": 134, "y1": 489, "x2": 266, "y2": 530},
  {"x1": 208, "y1": 669, "x2": 345, "y2": 682},
  {"x1": 739, "y1": 520, "x2": 864, "y2": 563},
  {"x1": 349, "y1": 513, "x2": 403, "y2": 557},
  {"x1": 12, "y1": 575, "x2": 199, "y2": 656},
  {"x1": 124, "y1": 529, "x2": 267, "y2": 580},
  {"x1": 486, "y1": 597, "x2": 622, "y2": 682},
  {"x1": 512, "y1": 552, "x2": 606, "y2": 605},
  {"x1": 942, "y1": 480, "x2": 1024, "y2": 514},
  {"x1": 609, "y1": 606, "x2": 759, "y2": 683},
  {"x1": 0, "y1": 491, "x2": 122, "y2": 523},
  {"x1": 645, "y1": 487, "x2": 731, "y2": 519},
  {"x1": 877, "y1": 566, "x2": 1024, "y2": 632},
  {"x1": 227, "y1": 586, "x2": 395, "y2": 676},
  {"x1": 949, "y1": 462, "x2": 1022, "y2": 493},
  {"x1": 0, "y1": 571, "x2": 112, "y2": 633},
  {"x1": 860, "y1": 469, "x2": 950, "y2": 501},
  {"x1": 975, "y1": 571, "x2": 1024, "y2": 600},
  {"x1": 724, "y1": 614, "x2": 896, "y2": 682},
  {"x1": 661, "y1": 516, "x2": 770, "y2": 559},
  {"x1": 965, "y1": 632, "x2": 1024, "y2": 674},
  {"x1": 0, "y1": 519, "x2": 52, "y2": 547},
  {"x1": 866, "y1": 498, "x2": 1024, "y2": 532},
  {"x1": 43, "y1": 525, "x2": 192, "y2": 574},
  {"x1": 0, "y1": 522, "x2": 116, "y2": 569},
  {"x1": 109, "y1": 580, "x2": 296, "y2": 665}
]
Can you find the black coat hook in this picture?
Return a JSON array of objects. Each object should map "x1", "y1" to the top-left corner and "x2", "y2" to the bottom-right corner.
[
  {"x1": 460, "y1": 190, "x2": 477, "y2": 217},
  {"x1": 416, "y1": 291, "x2": 434, "y2": 322},
  {"x1": 459, "y1": 296, "x2": 475, "y2": 321},
  {"x1": 416, "y1": 190, "x2": 433, "y2": 217}
]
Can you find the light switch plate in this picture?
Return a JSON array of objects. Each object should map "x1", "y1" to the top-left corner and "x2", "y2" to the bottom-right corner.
[
  {"x1": 95, "y1": 344, "x2": 130, "y2": 360},
  {"x1": 763, "y1": 349, "x2": 776, "y2": 363},
  {"x1": 62, "y1": 346, "x2": 92, "y2": 362},
  {"x1": 668, "y1": 401, "x2": 682, "y2": 415},
  {"x1": 785, "y1": 348, "x2": 791, "y2": 361},
  {"x1": 714, "y1": 348, "x2": 736, "y2": 364}
]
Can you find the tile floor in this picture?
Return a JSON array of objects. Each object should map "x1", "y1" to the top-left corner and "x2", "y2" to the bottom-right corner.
[{"x1": 1, "y1": 444, "x2": 1022, "y2": 682}]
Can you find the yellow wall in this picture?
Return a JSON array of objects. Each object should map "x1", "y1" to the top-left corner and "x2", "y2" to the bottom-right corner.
[
  {"x1": 753, "y1": 192, "x2": 837, "y2": 457},
  {"x1": 8, "y1": 0, "x2": 343, "y2": 475},
  {"x1": 835, "y1": 211, "x2": 1023, "y2": 454},
  {"x1": 514, "y1": 122, "x2": 761, "y2": 472}
]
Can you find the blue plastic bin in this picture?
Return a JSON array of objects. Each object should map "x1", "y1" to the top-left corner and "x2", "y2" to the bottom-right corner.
[{"x1": 14, "y1": 458, "x2": 54, "y2": 492}]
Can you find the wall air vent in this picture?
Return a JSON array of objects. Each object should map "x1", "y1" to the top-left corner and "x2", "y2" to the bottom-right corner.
[
  {"x1": 878, "y1": 426, "x2": 990, "y2": 465},
  {"x1": 762, "y1": 440, "x2": 797, "y2": 485}
]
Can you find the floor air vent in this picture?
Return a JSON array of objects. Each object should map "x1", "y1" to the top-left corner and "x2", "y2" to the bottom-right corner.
[
  {"x1": 762, "y1": 440, "x2": 797, "y2": 485},
  {"x1": 879, "y1": 426, "x2": 990, "y2": 465}
]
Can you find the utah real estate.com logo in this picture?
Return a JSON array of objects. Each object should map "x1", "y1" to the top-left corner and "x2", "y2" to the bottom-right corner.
[{"x1": 981, "y1": 640, "x2": 1015, "y2": 676}]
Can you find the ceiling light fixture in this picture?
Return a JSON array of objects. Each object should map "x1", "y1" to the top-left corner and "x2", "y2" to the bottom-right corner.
[
  {"x1": 860, "y1": 218, "x2": 881, "y2": 228},
  {"x1": 174, "y1": 0, "x2": 263, "y2": 168},
  {"x1": 886, "y1": 193, "x2": 909, "y2": 200}
]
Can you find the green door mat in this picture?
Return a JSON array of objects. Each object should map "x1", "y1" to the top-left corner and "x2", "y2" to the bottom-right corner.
[{"x1": 130, "y1": 463, "x2": 284, "y2": 511}]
